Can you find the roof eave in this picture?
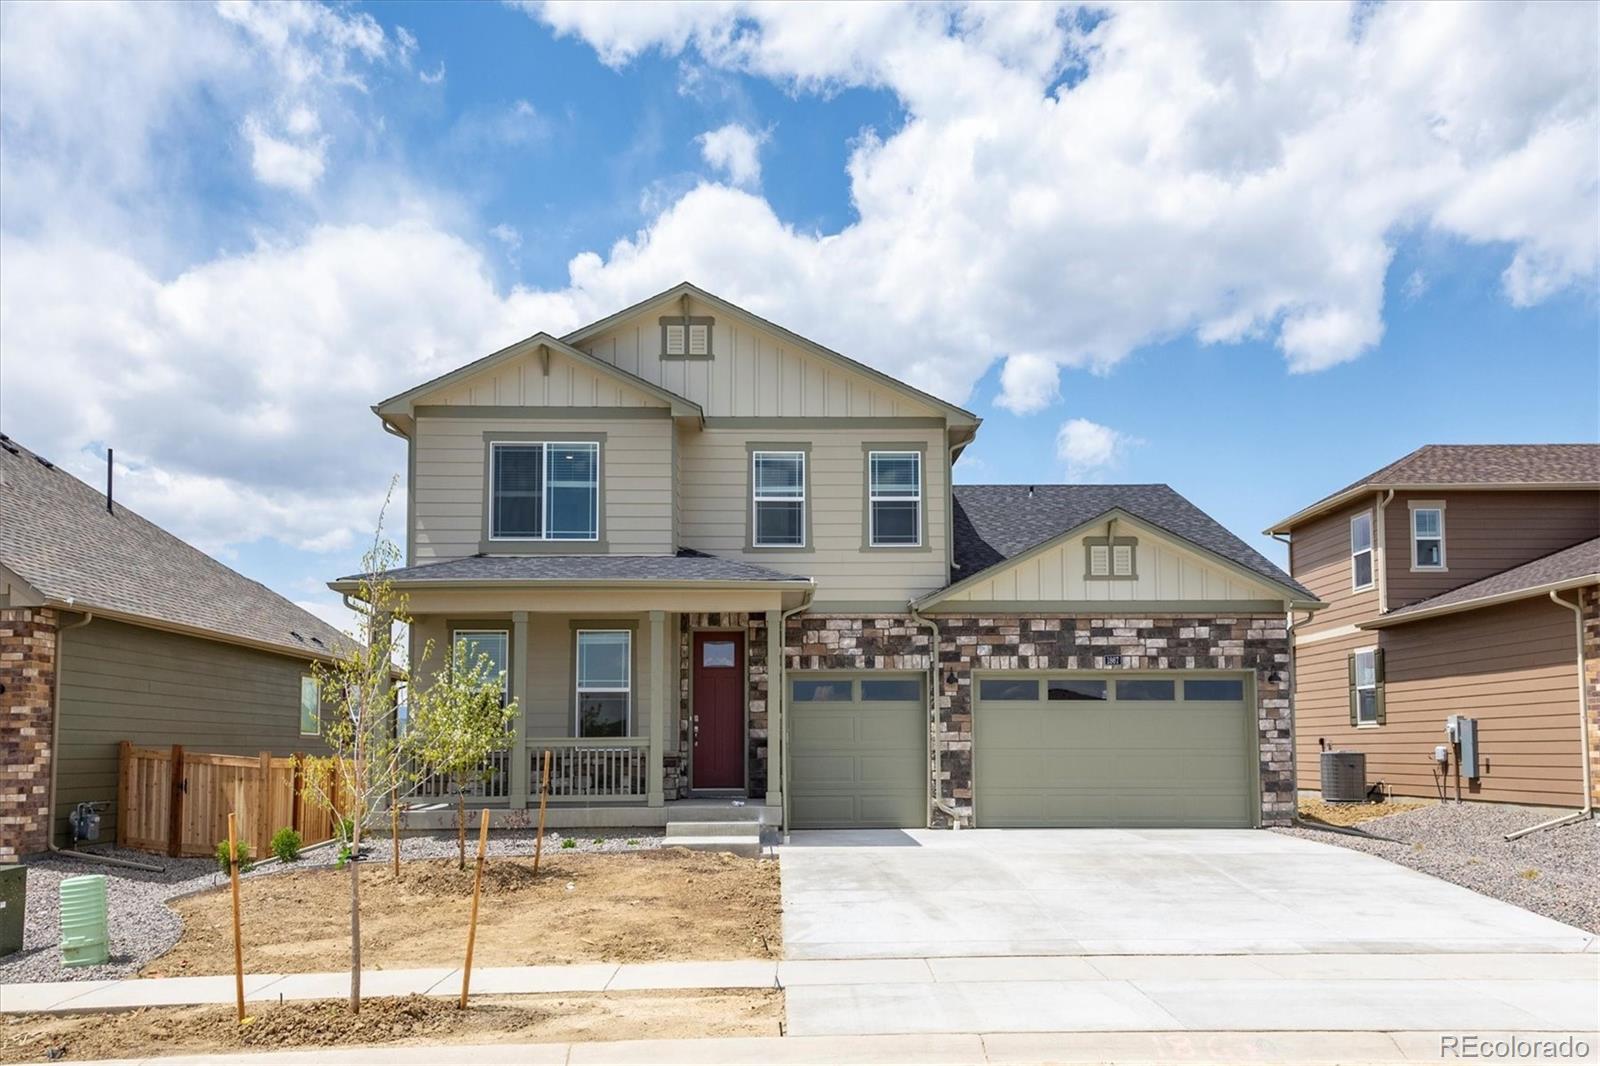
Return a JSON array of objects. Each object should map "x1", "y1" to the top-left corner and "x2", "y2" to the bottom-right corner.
[
  {"x1": 329, "y1": 576, "x2": 815, "y2": 594},
  {"x1": 44, "y1": 598, "x2": 347, "y2": 665},
  {"x1": 1360, "y1": 575, "x2": 1600, "y2": 629},
  {"x1": 1267, "y1": 481, "x2": 1600, "y2": 534}
]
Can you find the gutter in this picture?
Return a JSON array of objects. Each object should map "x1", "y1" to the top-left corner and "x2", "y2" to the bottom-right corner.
[
  {"x1": 1505, "y1": 590, "x2": 1594, "y2": 839},
  {"x1": 45, "y1": 609, "x2": 162, "y2": 872},
  {"x1": 777, "y1": 585, "x2": 815, "y2": 838}
]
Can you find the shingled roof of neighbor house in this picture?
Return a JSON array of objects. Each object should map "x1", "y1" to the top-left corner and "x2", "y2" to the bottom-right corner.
[
  {"x1": 950, "y1": 483, "x2": 1314, "y2": 601},
  {"x1": 1366, "y1": 536, "x2": 1600, "y2": 627},
  {"x1": 0, "y1": 435, "x2": 350, "y2": 660},
  {"x1": 1268, "y1": 444, "x2": 1600, "y2": 532},
  {"x1": 335, "y1": 549, "x2": 810, "y2": 587}
]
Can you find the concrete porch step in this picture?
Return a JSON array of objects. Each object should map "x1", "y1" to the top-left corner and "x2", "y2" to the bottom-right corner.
[
  {"x1": 665, "y1": 821, "x2": 764, "y2": 838},
  {"x1": 662, "y1": 834, "x2": 763, "y2": 858}
]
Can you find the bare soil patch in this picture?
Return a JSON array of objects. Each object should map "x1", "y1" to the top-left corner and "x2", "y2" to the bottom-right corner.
[
  {"x1": 1298, "y1": 798, "x2": 1426, "y2": 827},
  {"x1": 1, "y1": 990, "x2": 781, "y2": 1063},
  {"x1": 146, "y1": 848, "x2": 780, "y2": 977}
]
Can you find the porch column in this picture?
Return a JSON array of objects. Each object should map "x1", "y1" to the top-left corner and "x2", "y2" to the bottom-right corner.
[
  {"x1": 647, "y1": 610, "x2": 666, "y2": 807},
  {"x1": 510, "y1": 610, "x2": 530, "y2": 808},
  {"x1": 765, "y1": 608, "x2": 783, "y2": 811}
]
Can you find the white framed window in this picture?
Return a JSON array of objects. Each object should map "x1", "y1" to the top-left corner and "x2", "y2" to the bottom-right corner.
[
  {"x1": 1351, "y1": 647, "x2": 1382, "y2": 726},
  {"x1": 868, "y1": 451, "x2": 922, "y2": 547},
  {"x1": 752, "y1": 450, "x2": 806, "y2": 547},
  {"x1": 489, "y1": 441, "x2": 599, "y2": 541},
  {"x1": 1411, "y1": 505, "x2": 1445, "y2": 570},
  {"x1": 1350, "y1": 511, "x2": 1374, "y2": 591},
  {"x1": 299, "y1": 675, "x2": 321, "y2": 736},
  {"x1": 453, "y1": 629, "x2": 510, "y2": 705},
  {"x1": 575, "y1": 629, "x2": 631, "y2": 737}
]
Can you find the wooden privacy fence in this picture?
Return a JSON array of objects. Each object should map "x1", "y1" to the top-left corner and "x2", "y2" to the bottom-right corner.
[{"x1": 117, "y1": 742, "x2": 344, "y2": 858}]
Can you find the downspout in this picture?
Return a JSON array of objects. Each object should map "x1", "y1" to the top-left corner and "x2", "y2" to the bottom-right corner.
[
  {"x1": 46, "y1": 608, "x2": 162, "y2": 871},
  {"x1": 778, "y1": 584, "x2": 815, "y2": 839},
  {"x1": 1374, "y1": 490, "x2": 1395, "y2": 614},
  {"x1": 910, "y1": 603, "x2": 959, "y2": 828},
  {"x1": 1504, "y1": 590, "x2": 1594, "y2": 839}
]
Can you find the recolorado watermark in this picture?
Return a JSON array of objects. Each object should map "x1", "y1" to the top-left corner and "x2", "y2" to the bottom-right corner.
[{"x1": 1440, "y1": 1034, "x2": 1592, "y2": 1060}]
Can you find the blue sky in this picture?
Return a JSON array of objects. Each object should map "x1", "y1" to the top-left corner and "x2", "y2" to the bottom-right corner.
[{"x1": 0, "y1": 1, "x2": 1595, "y2": 631}]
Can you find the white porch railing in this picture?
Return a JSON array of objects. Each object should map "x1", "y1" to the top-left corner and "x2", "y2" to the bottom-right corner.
[
  {"x1": 405, "y1": 749, "x2": 511, "y2": 803},
  {"x1": 530, "y1": 738, "x2": 650, "y2": 802}
]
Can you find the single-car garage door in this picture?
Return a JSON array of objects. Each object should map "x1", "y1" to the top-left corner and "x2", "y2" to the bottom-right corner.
[
  {"x1": 975, "y1": 674, "x2": 1254, "y2": 828},
  {"x1": 789, "y1": 673, "x2": 925, "y2": 829}
]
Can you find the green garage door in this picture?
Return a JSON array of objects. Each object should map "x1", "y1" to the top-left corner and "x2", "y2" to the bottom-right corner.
[
  {"x1": 789, "y1": 673, "x2": 926, "y2": 829},
  {"x1": 975, "y1": 675, "x2": 1254, "y2": 828}
]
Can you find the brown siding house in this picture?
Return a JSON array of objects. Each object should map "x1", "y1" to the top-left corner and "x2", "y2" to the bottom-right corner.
[
  {"x1": 1270, "y1": 445, "x2": 1600, "y2": 809},
  {"x1": 0, "y1": 436, "x2": 344, "y2": 859}
]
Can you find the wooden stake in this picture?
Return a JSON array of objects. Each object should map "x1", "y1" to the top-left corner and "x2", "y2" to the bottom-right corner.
[
  {"x1": 532, "y1": 749, "x2": 552, "y2": 877},
  {"x1": 391, "y1": 784, "x2": 401, "y2": 880},
  {"x1": 227, "y1": 811, "x2": 245, "y2": 1023},
  {"x1": 459, "y1": 809, "x2": 491, "y2": 1009}
]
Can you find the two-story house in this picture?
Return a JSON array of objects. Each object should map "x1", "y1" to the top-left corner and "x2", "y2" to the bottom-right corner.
[
  {"x1": 335, "y1": 283, "x2": 1319, "y2": 832},
  {"x1": 1268, "y1": 445, "x2": 1600, "y2": 811}
]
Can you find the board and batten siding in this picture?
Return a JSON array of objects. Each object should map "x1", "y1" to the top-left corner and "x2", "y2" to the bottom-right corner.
[
  {"x1": 577, "y1": 299, "x2": 938, "y2": 419},
  {"x1": 676, "y1": 425, "x2": 948, "y2": 603},
  {"x1": 1384, "y1": 489, "x2": 1600, "y2": 612},
  {"x1": 1296, "y1": 598, "x2": 1582, "y2": 807},
  {"x1": 412, "y1": 415, "x2": 674, "y2": 562},
  {"x1": 938, "y1": 528, "x2": 1278, "y2": 604},
  {"x1": 419, "y1": 346, "x2": 668, "y2": 410},
  {"x1": 56, "y1": 618, "x2": 326, "y2": 842}
]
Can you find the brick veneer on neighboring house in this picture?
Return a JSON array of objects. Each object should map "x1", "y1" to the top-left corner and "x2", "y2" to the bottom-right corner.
[
  {"x1": 1581, "y1": 586, "x2": 1600, "y2": 807},
  {"x1": 781, "y1": 612, "x2": 1294, "y2": 828},
  {"x1": 1, "y1": 607, "x2": 57, "y2": 861}
]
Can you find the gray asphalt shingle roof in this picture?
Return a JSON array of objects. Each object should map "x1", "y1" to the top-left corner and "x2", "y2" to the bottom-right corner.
[
  {"x1": 1378, "y1": 536, "x2": 1600, "y2": 622},
  {"x1": 951, "y1": 484, "x2": 1312, "y2": 600},
  {"x1": 342, "y1": 549, "x2": 808, "y2": 585},
  {"x1": 0, "y1": 436, "x2": 349, "y2": 659}
]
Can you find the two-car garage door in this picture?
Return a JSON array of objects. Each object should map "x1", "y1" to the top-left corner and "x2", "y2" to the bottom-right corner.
[{"x1": 974, "y1": 674, "x2": 1255, "y2": 828}]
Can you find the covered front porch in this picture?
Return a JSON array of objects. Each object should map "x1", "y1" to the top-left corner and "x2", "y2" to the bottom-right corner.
[{"x1": 352, "y1": 555, "x2": 813, "y2": 829}]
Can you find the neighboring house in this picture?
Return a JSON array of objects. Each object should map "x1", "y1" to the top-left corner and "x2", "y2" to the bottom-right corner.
[
  {"x1": 0, "y1": 436, "x2": 345, "y2": 860},
  {"x1": 1267, "y1": 445, "x2": 1600, "y2": 809},
  {"x1": 338, "y1": 282, "x2": 1318, "y2": 831}
]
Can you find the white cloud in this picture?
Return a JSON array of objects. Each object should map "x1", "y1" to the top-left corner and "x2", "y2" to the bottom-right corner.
[
  {"x1": 490, "y1": 223, "x2": 522, "y2": 252},
  {"x1": 1056, "y1": 418, "x2": 1134, "y2": 481},
  {"x1": 242, "y1": 114, "x2": 327, "y2": 192},
  {"x1": 995, "y1": 353, "x2": 1062, "y2": 414},
  {"x1": 697, "y1": 122, "x2": 768, "y2": 187},
  {"x1": 420, "y1": 61, "x2": 446, "y2": 85}
]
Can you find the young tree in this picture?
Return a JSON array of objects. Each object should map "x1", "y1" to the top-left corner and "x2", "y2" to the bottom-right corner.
[
  {"x1": 407, "y1": 640, "x2": 517, "y2": 869},
  {"x1": 301, "y1": 489, "x2": 415, "y2": 1015}
]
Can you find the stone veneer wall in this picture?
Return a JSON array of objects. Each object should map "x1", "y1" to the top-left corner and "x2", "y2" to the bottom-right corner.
[
  {"x1": 782, "y1": 612, "x2": 1293, "y2": 828},
  {"x1": 1, "y1": 607, "x2": 57, "y2": 861},
  {"x1": 675, "y1": 612, "x2": 770, "y2": 800},
  {"x1": 1581, "y1": 585, "x2": 1600, "y2": 807}
]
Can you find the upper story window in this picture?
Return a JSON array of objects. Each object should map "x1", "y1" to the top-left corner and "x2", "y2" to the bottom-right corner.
[
  {"x1": 1085, "y1": 537, "x2": 1137, "y2": 579},
  {"x1": 1411, "y1": 505, "x2": 1445, "y2": 570},
  {"x1": 489, "y1": 441, "x2": 598, "y2": 541},
  {"x1": 576, "y1": 629, "x2": 630, "y2": 737},
  {"x1": 1350, "y1": 511, "x2": 1374, "y2": 591},
  {"x1": 453, "y1": 629, "x2": 510, "y2": 706},
  {"x1": 752, "y1": 450, "x2": 806, "y2": 547},
  {"x1": 868, "y1": 451, "x2": 922, "y2": 547}
]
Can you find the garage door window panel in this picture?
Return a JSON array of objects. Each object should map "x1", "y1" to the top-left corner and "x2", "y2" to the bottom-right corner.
[
  {"x1": 1117, "y1": 679, "x2": 1175, "y2": 701},
  {"x1": 861, "y1": 679, "x2": 921, "y2": 701},
  {"x1": 979, "y1": 678, "x2": 1039, "y2": 701},
  {"x1": 1048, "y1": 679, "x2": 1107, "y2": 701},
  {"x1": 1184, "y1": 678, "x2": 1244, "y2": 701},
  {"x1": 794, "y1": 678, "x2": 853, "y2": 702}
]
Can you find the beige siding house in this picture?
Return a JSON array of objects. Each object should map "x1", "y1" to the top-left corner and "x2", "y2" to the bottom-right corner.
[
  {"x1": 1269, "y1": 445, "x2": 1600, "y2": 810},
  {"x1": 344, "y1": 283, "x2": 1317, "y2": 832},
  {"x1": 0, "y1": 436, "x2": 346, "y2": 860}
]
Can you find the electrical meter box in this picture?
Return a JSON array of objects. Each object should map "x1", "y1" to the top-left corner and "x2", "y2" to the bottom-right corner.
[{"x1": 1446, "y1": 715, "x2": 1480, "y2": 779}]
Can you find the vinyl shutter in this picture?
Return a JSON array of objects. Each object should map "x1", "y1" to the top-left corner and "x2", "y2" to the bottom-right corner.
[
  {"x1": 1373, "y1": 647, "x2": 1386, "y2": 725},
  {"x1": 1347, "y1": 651, "x2": 1358, "y2": 727}
]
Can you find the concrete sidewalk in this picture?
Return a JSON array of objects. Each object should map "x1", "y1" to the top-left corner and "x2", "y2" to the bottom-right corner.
[{"x1": 56, "y1": 1030, "x2": 1600, "y2": 1065}]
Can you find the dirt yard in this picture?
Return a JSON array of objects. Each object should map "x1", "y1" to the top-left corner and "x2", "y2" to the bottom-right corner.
[
  {"x1": 1298, "y1": 798, "x2": 1426, "y2": 827},
  {"x1": 1, "y1": 990, "x2": 782, "y2": 1063},
  {"x1": 146, "y1": 848, "x2": 780, "y2": 977}
]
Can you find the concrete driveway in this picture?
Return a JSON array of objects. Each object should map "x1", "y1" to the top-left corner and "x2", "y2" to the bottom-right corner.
[{"x1": 778, "y1": 828, "x2": 1597, "y2": 959}]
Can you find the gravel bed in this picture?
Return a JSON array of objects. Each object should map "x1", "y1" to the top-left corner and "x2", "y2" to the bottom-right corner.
[
  {"x1": 1275, "y1": 804, "x2": 1600, "y2": 933},
  {"x1": 0, "y1": 829, "x2": 664, "y2": 985}
]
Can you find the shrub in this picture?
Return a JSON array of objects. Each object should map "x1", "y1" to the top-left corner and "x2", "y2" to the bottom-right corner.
[
  {"x1": 271, "y1": 827, "x2": 303, "y2": 864},
  {"x1": 215, "y1": 838, "x2": 254, "y2": 876},
  {"x1": 335, "y1": 842, "x2": 353, "y2": 869},
  {"x1": 335, "y1": 815, "x2": 355, "y2": 842},
  {"x1": 561, "y1": 838, "x2": 577, "y2": 849}
]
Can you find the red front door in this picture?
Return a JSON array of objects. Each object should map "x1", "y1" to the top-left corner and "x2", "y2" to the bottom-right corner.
[{"x1": 692, "y1": 632, "x2": 744, "y2": 790}]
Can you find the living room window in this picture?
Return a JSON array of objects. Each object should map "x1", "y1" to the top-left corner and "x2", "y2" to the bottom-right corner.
[
  {"x1": 752, "y1": 450, "x2": 806, "y2": 547},
  {"x1": 868, "y1": 451, "x2": 922, "y2": 547},
  {"x1": 575, "y1": 629, "x2": 630, "y2": 737},
  {"x1": 489, "y1": 441, "x2": 599, "y2": 541},
  {"x1": 1411, "y1": 505, "x2": 1445, "y2": 570},
  {"x1": 1350, "y1": 511, "x2": 1374, "y2": 591},
  {"x1": 453, "y1": 629, "x2": 510, "y2": 706}
]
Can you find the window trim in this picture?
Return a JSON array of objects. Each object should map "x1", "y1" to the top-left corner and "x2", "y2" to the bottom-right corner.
[
  {"x1": 1349, "y1": 510, "x2": 1375, "y2": 592},
  {"x1": 746, "y1": 441, "x2": 813, "y2": 551},
  {"x1": 1084, "y1": 536, "x2": 1139, "y2": 581},
  {"x1": 480, "y1": 433, "x2": 607, "y2": 553},
  {"x1": 860, "y1": 441, "x2": 932, "y2": 552},
  {"x1": 573, "y1": 626, "x2": 634, "y2": 737},
  {"x1": 866, "y1": 448, "x2": 924, "y2": 548},
  {"x1": 1352, "y1": 646, "x2": 1382, "y2": 728},
  {"x1": 452, "y1": 627, "x2": 511, "y2": 706},
  {"x1": 1409, "y1": 501, "x2": 1447, "y2": 572},
  {"x1": 658, "y1": 315, "x2": 716, "y2": 359},
  {"x1": 299, "y1": 675, "x2": 321, "y2": 737}
]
